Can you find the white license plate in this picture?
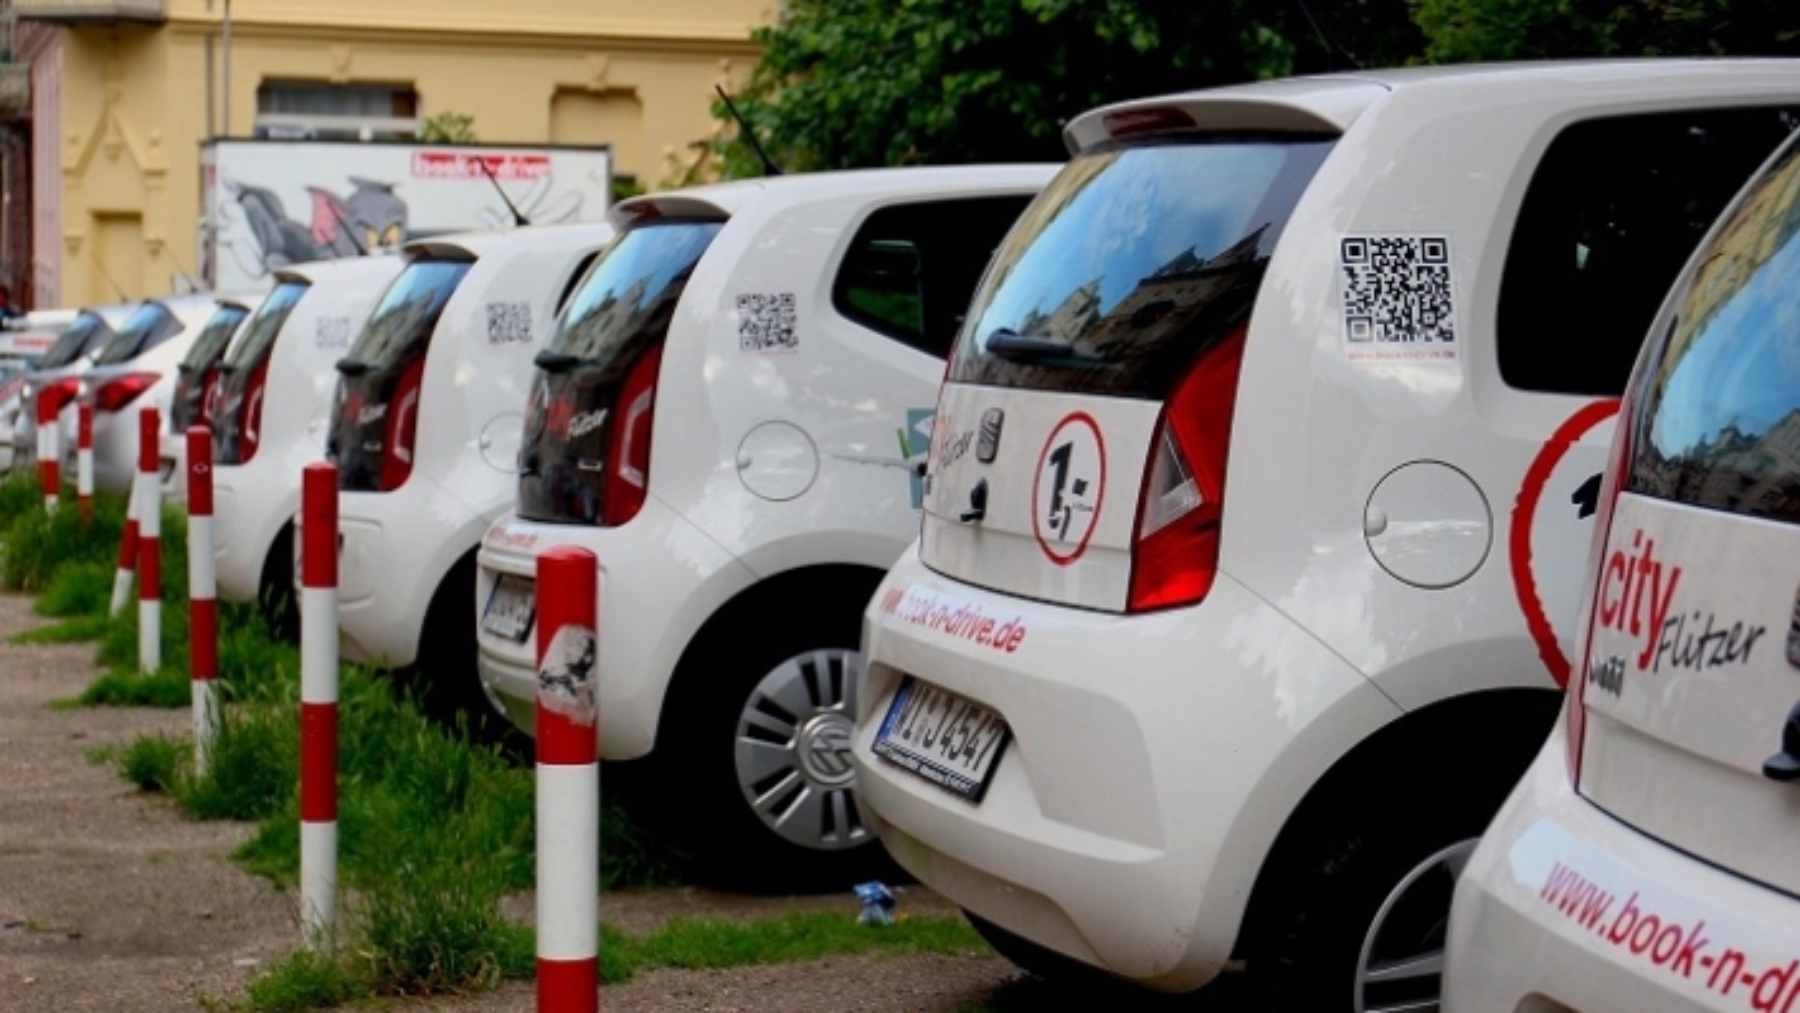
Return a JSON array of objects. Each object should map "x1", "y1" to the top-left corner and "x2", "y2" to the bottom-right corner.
[
  {"x1": 481, "y1": 574, "x2": 536, "y2": 643},
  {"x1": 872, "y1": 678, "x2": 1010, "y2": 803}
]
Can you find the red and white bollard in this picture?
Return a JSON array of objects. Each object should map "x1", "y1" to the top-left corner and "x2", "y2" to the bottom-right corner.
[
  {"x1": 109, "y1": 476, "x2": 138, "y2": 618},
  {"x1": 535, "y1": 546, "x2": 599, "y2": 1012},
  {"x1": 76, "y1": 401, "x2": 94, "y2": 523},
  {"x1": 299, "y1": 462, "x2": 338, "y2": 946},
  {"x1": 37, "y1": 393, "x2": 59, "y2": 512},
  {"x1": 137, "y1": 407, "x2": 161, "y2": 675},
  {"x1": 187, "y1": 427, "x2": 219, "y2": 774}
]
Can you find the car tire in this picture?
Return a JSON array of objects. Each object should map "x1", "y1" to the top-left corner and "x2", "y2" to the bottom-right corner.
[
  {"x1": 257, "y1": 523, "x2": 298, "y2": 641},
  {"x1": 651, "y1": 573, "x2": 890, "y2": 891}
]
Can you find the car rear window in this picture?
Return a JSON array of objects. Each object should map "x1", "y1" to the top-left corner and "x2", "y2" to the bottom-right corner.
[
  {"x1": 1627, "y1": 138, "x2": 1800, "y2": 525},
  {"x1": 547, "y1": 220, "x2": 721, "y2": 366},
  {"x1": 95, "y1": 301, "x2": 184, "y2": 366},
  {"x1": 180, "y1": 304, "x2": 250, "y2": 370},
  {"x1": 38, "y1": 312, "x2": 112, "y2": 369},
  {"x1": 343, "y1": 258, "x2": 472, "y2": 369},
  {"x1": 225, "y1": 281, "x2": 309, "y2": 369},
  {"x1": 946, "y1": 137, "x2": 1332, "y2": 399}
]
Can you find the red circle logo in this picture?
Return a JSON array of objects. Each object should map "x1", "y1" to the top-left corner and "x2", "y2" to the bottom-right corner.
[{"x1": 1031, "y1": 412, "x2": 1107, "y2": 566}]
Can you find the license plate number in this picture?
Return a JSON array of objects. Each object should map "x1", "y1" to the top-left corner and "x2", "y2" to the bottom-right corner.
[
  {"x1": 872, "y1": 678, "x2": 1010, "y2": 803},
  {"x1": 481, "y1": 574, "x2": 536, "y2": 643}
]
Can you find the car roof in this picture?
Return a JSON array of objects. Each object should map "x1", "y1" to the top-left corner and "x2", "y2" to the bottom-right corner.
[
  {"x1": 615, "y1": 164, "x2": 1059, "y2": 225},
  {"x1": 400, "y1": 220, "x2": 616, "y2": 263},
  {"x1": 1065, "y1": 58, "x2": 1800, "y2": 152}
]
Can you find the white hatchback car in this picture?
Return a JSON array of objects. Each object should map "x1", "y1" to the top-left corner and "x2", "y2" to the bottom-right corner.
[
  {"x1": 848, "y1": 62, "x2": 1800, "y2": 1008},
  {"x1": 474, "y1": 166, "x2": 1050, "y2": 875},
  {"x1": 321, "y1": 224, "x2": 614, "y2": 712},
  {"x1": 1446, "y1": 119, "x2": 1800, "y2": 1013},
  {"x1": 154, "y1": 296, "x2": 255, "y2": 502},
  {"x1": 13, "y1": 306, "x2": 130, "y2": 471},
  {"x1": 210, "y1": 256, "x2": 404, "y2": 624},
  {"x1": 65, "y1": 294, "x2": 254, "y2": 494}
]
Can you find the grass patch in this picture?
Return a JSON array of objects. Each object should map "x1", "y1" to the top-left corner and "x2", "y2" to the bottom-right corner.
[
  {"x1": 11, "y1": 613, "x2": 110, "y2": 644},
  {"x1": 78, "y1": 666, "x2": 191, "y2": 707},
  {"x1": 609, "y1": 912, "x2": 987, "y2": 981},
  {"x1": 35, "y1": 560, "x2": 115, "y2": 617},
  {"x1": 244, "y1": 948, "x2": 367, "y2": 1013},
  {"x1": 119, "y1": 733, "x2": 186, "y2": 792}
]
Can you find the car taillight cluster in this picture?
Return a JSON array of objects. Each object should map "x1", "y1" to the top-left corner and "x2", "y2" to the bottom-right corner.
[
  {"x1": 1126, "y1": 324, "x2": 1247, "y2": 613},
  {"x1": 378, "y1": 355, "x2": 425, "y2": 492},
  {"x1": 235, "y1": 361, "x2": 270, "y2": 463},
  {"x1": 599, "y1": 343, "x2": 662, "y2": 526},
  {"x1": 37, "y1": 377, "x2": 80, "y2": 423},
  {"x1": 95, "y1": 371, "x2": 159, "y2": 413}
]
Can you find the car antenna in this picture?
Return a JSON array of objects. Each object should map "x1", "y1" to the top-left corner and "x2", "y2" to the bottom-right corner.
[
  {"x1": 324, "y1": 200, "x2": 369, "y2": 256},
  {"x1": 476, "y1": 155, "x2": 531, "y2": 226},
  {"x1": 1295, "y1": 0, "x2": 1363, "y2": 70},
  {"x1": 715, "y1": 85, "x2": 782, "y2": 177}
]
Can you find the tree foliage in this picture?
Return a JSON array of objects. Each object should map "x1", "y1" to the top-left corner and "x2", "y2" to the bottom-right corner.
[
  {"x1": 709, "y1": 0, "x2": 1800, "y2": 179},
  {"x1": 713, "y1": 0, "x2": 1420, "y2": 175}
]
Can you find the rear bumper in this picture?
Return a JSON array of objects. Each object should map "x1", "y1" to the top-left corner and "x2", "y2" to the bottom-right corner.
[
  {"x1": 851, "y1": 549, "x2": 1395, "y2": 992},
  {"x1": 1445, "y1": 722, "x2": 1800, "y2": 1013},
  {"x1": 474, "y1": 500, "x2": 755, "y2": 757}
]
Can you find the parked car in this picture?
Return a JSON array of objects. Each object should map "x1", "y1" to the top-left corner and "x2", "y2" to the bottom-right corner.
[
  {"x1": 319, "y1": 223, "x2": 615, "y2": 712},
  {"x1": 0, "y1": 311, "x2": 66, "y2": 471},
  {"x1": 62, "y1": 294, "x2": 255, "y2": 494},
  {"x1": 12, "y1": 306, "x2": 131, "y2": 472},
  {"x1": 474, "y1": 166, "x2": 1052, "y2": 877},
  {"x1": 210, "y1": 256, "x2": 404, "y2": 627},
  {"x1": 1445, "y1": 113, "x2": 1800, "y2": 1013},
  {"x1": 846, "y1": 61, "x2": 1800, "y2": 1009},
  {"x1": 156, "y1": 297, "x2": 255, "y2": 501}
]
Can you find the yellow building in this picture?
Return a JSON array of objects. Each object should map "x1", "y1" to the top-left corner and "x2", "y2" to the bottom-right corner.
[{"x1": 9, "y1": 0, "x2": 769, "y2": 307}]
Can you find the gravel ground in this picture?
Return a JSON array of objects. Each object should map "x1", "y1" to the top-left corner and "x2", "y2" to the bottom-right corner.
[{"x1": 0, "y1": 593, "x2": 295, "y2": 1012}]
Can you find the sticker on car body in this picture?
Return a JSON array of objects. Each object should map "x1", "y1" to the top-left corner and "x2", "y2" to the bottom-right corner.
[
  {"x1": 1032, "y1": 411, "x2": 1105, "y2": 566},
  {"x1": 1340, "y1": 234, "x2": 1457, "y2": 362},
  {"x1": 736, "y1": 292, "x2": 797, "y2": 352},
  {"x1": 315, "y1": 315, "x2": 353, "y2": 352},
  {"x1": 486, "y1": 301, "x2": 533, "y2": 345}
]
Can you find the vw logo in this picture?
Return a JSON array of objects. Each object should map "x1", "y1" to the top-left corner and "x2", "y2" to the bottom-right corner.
[{"x1": 799, "y1": 714, "x2": 856, "y2": 786}]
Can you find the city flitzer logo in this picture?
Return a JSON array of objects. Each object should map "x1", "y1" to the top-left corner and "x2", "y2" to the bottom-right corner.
[{"x1": 977, "y1": 407, "x2": 1003, "y2": 463}]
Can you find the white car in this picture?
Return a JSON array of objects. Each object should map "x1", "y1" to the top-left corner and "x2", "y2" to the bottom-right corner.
[
  {"x1": 321, "y1": 224, "x2": 615, "y2": 712},
  {"x1": 63, "y1": 294, "x2": 255, "y2": 494},
  {"x1": 847, "y1": 62, "x2": 1800, "y2": 1008},
  {"x1": 155, "y1": 297, "x2": 256, "y2": 502},
  {"x1": 1445, "y1": 116, "x2": 1800, "y2": 1013},
  {"x1": 0, "y1": 311, "x2": 67, "y2": 470},
  {"x1": 210, "y1": 256, "x2": 404, "y2": 627},
  {"x1": 12, "y1": 306, "x2": 130, "y2": 471},
  {"x1": 474, "y1": 166, "x2": 1051, "y2": 876}
]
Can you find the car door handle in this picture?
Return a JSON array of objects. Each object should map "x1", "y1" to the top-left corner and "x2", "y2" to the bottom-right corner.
[
  {"x1": 959, "y1": 478, "x2": 987, "y2": 524},
  {"x1": 1761, "y1": 701, "x2": 1800, "y2": 782}
]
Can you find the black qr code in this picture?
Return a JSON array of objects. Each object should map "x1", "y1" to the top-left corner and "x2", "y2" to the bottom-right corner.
[
  {"x1": 1341, "y1": 235, "x2": 1455, "y2": 346},
  {"x1": 736, "y1": 292, "x2": 797, "y2": 351},
  {"x1": 315, "y1": 315, "x2": 351, "y2": 351},
  {"x1": 485, "y1": 301, "x2": 532, "y2": 344}
]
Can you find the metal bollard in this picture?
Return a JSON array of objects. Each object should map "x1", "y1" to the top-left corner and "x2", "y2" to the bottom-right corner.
[
  {"x1": 299, "y1": 462, "x2": 339, "y2": 946},
  {"x1": 187, "y1": 427, "x2": 219, "y2": 775},
  {"x1": 137, "y1": 407, "x2": 160, "y2": 674},
  {"x1": 76, "y1": 401, "x2": 93, "y2": 523},
  {"x1": 37, "y1": 393, "x2": 58, "y2": 512},
  {"x1": 534, "y1": 545, "x2": 599, "y2": 1013}
]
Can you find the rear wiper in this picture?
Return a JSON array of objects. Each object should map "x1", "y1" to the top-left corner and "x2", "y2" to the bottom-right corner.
[
  {"x1": 985, "y1": 328, "x2": 1105, "y2": 366},
  {"x1": 335, "y1": 357, "x2": 373, "y2": 377},
  {"x1": 533, "y1": 349, "x2": 583, "y2": 373}
]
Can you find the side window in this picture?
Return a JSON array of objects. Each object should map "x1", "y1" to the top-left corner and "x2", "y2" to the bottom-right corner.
[
  {"x1": 1499, "y1": 105, "x2": 1800, "y2": 396},
  {"x1": 833, "y1": 195, "x2": 1033, "y2": 359}
]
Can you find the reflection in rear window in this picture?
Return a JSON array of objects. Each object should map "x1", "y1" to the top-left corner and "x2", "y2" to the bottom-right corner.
[
  {"x1": 38, "y1": 312, "x2": 112, "y2": 369},
  {"x1": 180, "y1": 304, "x2": 251, "y2": 370},
  {"x1": 947, "y1": 138, "x2": 1332, "y2": 399},
  {"x1": 225, "y1": 281, "x2": 309, "y2": 369},
  {"x1": 548, "y1": 221, "x2": 721, "y2": 365},
  {"x1": 345, "y1": 258, "x2": 472, "y2": 368},
  {"x1": 1629, "y1": 141, "x2": 1800, "y2": 525},
  {"x1": 95, "y1": 301, "x2": 183, "y2": 365}
]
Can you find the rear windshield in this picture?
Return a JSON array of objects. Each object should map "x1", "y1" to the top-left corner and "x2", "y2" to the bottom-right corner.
[
  {"x1": 548, "y1": 221, "x2": 722, "y2": 365},
  {"x1": 95, "y1": 301, "x2": 184, "y2": 366},
  {"x1": 225, "y1": 281, "x2": 309, "y2": 370},
  {"x1": 344, "y1": 258, "x2": 472, "y2": 369},
  {"x1": 947, "y1": 137, "x2": 1332, "y2": 398},
  {"x1": 1627, "y1": 138, "x2": 1800, "y2": 525},
  {"x1": 180, "y1": 304, "x2": 250, "y2": 370},
  {"x1": 38, "y1": 312, "x2": 113, "y2": 369}
]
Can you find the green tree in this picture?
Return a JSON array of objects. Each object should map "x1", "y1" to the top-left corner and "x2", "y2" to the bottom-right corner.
[
  {"x1": 713, "y1": 0, "x2": 1420, "y2": 175},
  {"x1": 421, "y1": 111, "x2": 478, "y2": 143},
  {"x1": 1414, "y1": 0, "x2": 1800, "y2": 62}
]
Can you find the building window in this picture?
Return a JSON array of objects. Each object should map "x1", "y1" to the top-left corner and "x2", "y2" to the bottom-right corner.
[{"x1": 254, "y1": 81, "x2": 420, "y2": 141}]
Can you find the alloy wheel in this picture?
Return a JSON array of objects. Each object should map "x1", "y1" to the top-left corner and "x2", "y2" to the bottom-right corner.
[
  {"x1": 733, "y1": 647, "x2": 870, "y2": 852},
  {"x1": 1353, "y1": 838, "x2": 1478, "y2": 1013}
]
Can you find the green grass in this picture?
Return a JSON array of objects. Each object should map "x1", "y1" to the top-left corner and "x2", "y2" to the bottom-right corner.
[
  {"x1": 119, "y1": 732, "x2": 185, "y2": 792},
  {"x1": 603, "y1": 912, "x2": 987, "y2": 984},
  {"x1": 243, "y1": 949, "x2": 367, "y2": 1013},
  {"x1": 78, "y1": 666, "x2": 191, "y2": 707},
  {"x1": 11, "y1": 613, "x2": 109, "y2": 644},
  {"x1": 36, "y1": 560, "x2": 114, "y2": 617}
]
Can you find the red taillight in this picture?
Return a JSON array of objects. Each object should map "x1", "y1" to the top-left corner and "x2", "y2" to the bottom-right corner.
[
  {"x1": 95, "y1": 371, "x2": 159, "y2": 413},
  {"x1": 600, "y1": 343, "x2": 662, "y2": 527},
  {"x1": 1126, "y1": 324, "x2": 1247, "y2": 612},
  {"x1": 38, "y1": 377, "x2": 78, "y2": 420},
  {"x1": 1567, "y1": 394, "x2": 1635, "y2": 784},
  {"x1": 237, "y1": 361, "x2": 269, "y2": 463},
  {"x1": 378, "y1": 355, "x2": 425, "y2": 492}
]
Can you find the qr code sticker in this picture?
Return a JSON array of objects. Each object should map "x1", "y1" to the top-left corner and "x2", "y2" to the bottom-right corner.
[
  {"x1": 315, "y1": 315, "x2": 351, "y2": 352},
  {"x1": 1340, "y1": 235, "x2": 1456, "y2": 362},
  {"x1": 486, "y1": 301, "x2": 532, "y2": 345},
  {"x1": 736, "y1": 292, "x2": 798, "y2": 352}
]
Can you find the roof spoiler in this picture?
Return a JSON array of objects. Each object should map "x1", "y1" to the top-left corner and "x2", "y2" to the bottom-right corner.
[
  {"x1": 1063, "y1": 79, "x2": 1388, "y2": 154},
  {"x1": 608, "y1": 193, "x2": 733, "y2": 230}
]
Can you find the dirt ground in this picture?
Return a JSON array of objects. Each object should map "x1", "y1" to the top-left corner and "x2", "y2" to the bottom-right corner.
[{"x1": 0, "y1": 593, "x2": 1036, "y2": 1011}]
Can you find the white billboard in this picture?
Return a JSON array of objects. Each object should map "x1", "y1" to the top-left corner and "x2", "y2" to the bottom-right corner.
[{"x1": 202, "y1": 139, "x2": 612, "y2": 293}]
